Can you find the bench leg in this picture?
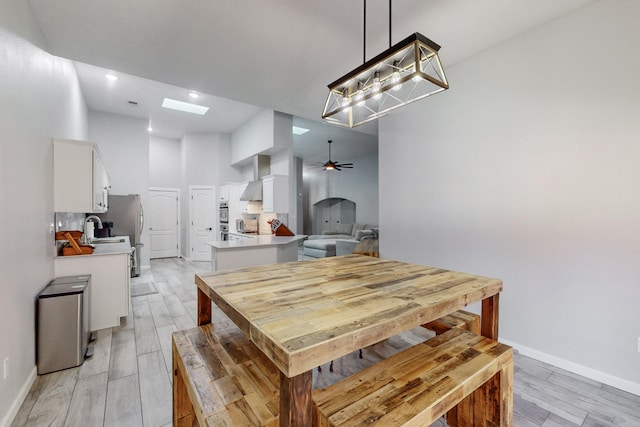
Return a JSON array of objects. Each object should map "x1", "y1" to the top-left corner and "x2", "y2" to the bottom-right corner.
[
  {"x1": 499, "y1": 360, "x2": 514, "y2": 427},
  {"x1": 446, "y1": 360, "x2": 514, "y2": 427},
  {"x1": 173, "y1": 341, "x2": 195, "y2": 427}
]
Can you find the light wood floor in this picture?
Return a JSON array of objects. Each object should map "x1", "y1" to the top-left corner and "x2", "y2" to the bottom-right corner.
[{"x1": 12, "y1": 257, "x2": 640, "y2": 426}]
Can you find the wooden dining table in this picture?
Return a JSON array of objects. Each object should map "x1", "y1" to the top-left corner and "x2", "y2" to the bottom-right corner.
[{"x1": 195, "y1": 254, "x2": 503, "y2": 427}]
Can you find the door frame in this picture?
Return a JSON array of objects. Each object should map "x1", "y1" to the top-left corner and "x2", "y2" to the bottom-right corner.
[
  {"x1": 149, "y1": 187, "x2": 181, "y2": 259},
  {"x1": 188, "y1": 185, "x2": 216, "y2": 262}
]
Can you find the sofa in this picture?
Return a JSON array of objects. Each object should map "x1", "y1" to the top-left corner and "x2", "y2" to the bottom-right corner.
[{"x1": 303, "y1": 223, "x2": 378, "y2": 258}]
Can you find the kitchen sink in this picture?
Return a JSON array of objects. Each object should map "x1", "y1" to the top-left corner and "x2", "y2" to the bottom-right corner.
[{"x1": 89, "y1": 237, "x2": 126, "y2": 244}]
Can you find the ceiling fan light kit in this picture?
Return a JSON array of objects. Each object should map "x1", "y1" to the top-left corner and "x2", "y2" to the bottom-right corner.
[
  {"x1": 321, "y1": 140, "x2": 353, "y2": 171},
  {"x1": 322, "y1": 1, "x2": 449, "y2": 128}
]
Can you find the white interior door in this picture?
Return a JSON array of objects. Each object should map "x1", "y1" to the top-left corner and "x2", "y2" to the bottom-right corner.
[
  {"x1": 190, "y1": 186, "x2": 216, "y2": 261},
  {"x1": 149, "y1": 189, "x2": 179, "y2": 259}
]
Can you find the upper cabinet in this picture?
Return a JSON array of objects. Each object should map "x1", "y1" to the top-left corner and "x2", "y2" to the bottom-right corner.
[
  {"x1": 261, "y1": 175, "x2": 289, "y2": 213},
  {"x1": 218, "y1": 184, "x2": 229, "y2": 202},
  {"x1": 54, "y1": 139, "x2": 111, "y2": 213}
]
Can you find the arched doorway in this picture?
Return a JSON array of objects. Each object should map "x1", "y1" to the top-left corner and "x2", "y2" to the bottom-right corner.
[{"x1": 313, "y1": 198, "x2": 356, "y2": 235}]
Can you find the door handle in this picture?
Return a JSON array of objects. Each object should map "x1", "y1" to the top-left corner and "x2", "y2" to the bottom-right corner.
[{"x1": 206, "y1": 227, "x2": 212, "y2": 231}]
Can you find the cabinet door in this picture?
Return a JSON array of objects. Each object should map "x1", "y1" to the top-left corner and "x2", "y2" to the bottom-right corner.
[
  {"x1": 238, "y1": 182, "x2": 248, "y2": 213},
  {"x1": 92, "y1": 152, "x2": 109, "y2": 212},
  {"x1": 55, "y1": 253, "x2": 128, "y2": 331},
  {"x1": 262, "y1": 177, "x2": 275, "y2": 213},
  {"x1": 262, "y1": 175, "x2": 288, "y2": 213},
  {"x1": 54, "y1": 139, "x2": 110, "y2": 213},
  {"x1": 54, "y1": 139, "x2": 93, "y2": 212},
  {"x1": 219, "y1": 185, "x2": 229, "y2": 202}
]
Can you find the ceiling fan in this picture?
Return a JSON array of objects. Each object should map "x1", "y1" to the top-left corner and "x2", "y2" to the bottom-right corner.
[{"x1": 319, "y1": 140, "x2": 353, "y2": 171}]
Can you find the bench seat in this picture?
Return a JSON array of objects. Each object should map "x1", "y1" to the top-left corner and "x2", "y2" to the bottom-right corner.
[
  {"x1": 313, "y1": 328, "x2": 513, "y2": 427},
  {"x1": 172, "y1": 324, "x2": 280, "y2": 427},
  {"x1": 422, "y1": 309, "x2": 481, "y2": 335}
]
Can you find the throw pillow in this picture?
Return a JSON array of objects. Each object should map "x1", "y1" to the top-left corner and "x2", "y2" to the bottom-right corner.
[
  {"x1": 336, "y1": 223, "x2": 354, "y2": 235},
  {"x1": 355, "y1": 230, "x2": 374, "y2": 241},
  {"x1": 371, "y1": 228, "x2": 379, "y2": 239}
]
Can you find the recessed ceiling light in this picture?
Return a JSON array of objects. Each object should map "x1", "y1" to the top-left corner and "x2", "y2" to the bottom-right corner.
[
  {"x1": 105, "y1": 73, "x2": 118, "y2": 81},
  {"x1": 147, "y1": 126, "x2": 153, "y2": 132},
  {"x1": 292, "y1": 126, "x2": 310, "y2": 135},
  {"x1": 188, "y1": 92, "x2": 199, "y2": 98},
  {"x1": 162, "y1": 98, "x2": 209, "y2": 115}
]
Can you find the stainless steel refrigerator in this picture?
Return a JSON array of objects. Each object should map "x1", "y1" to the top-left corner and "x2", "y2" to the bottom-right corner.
[{"x1": 98, "y1": 194, "x2": 143, "y2": 277}]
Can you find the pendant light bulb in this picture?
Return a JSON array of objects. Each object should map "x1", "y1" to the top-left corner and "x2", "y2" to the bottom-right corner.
[
  {"x1": 341, "y1": 88, "x2": 351, "y2": 112},
  {"x1": 372, "y1": 72, "x2": 382, "y2": 100},
  {"x1": 412, "y1": 61, "x2": 423, "y2": 82},
  {"x1": 355, "y1": 81, "x2": 365, "y2": 107},
  {"x1": 391, "y1": 61, "x2": 402, "y2": 91}
]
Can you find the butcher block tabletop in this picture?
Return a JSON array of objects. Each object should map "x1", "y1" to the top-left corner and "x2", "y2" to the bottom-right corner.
[{"x1": 195, "y1": 254, "x2": 503, "y2": 378}]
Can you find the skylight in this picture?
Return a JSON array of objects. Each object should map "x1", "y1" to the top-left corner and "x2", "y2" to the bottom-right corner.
[
  {"x1": 292, "y1": 126, "x2": 310, "y2": 135},
  {"x1": 162, "y1": 98, "x2": 209, "y2": 115}
]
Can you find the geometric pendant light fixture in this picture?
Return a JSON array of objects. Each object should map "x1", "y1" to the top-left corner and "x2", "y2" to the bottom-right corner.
[{"x1": 322, "y1": 1, "x2": 449, "y2": 128}]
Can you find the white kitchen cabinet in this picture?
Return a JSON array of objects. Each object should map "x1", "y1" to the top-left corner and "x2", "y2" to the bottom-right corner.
[
  {"x1": 237, "y1": 182, "x2": 248, "y2": 213},
  {"x1": 55, "y1": 252, "x2": 130, "y2": 331},
  {"x1": 227, "y1": 182, "x2": 242, "y2": 232},
  {"x1": 218, "y1": 184, "x2": 229, "y2": 202},
  {"x1": 92, "y1": 153, "x2": 110, "y2": 211},
  {"x1": 261, "y1": 175, "x2": 289, "y2": 213},
  {"x1": 54, "y1": 139, "x2": 111, "y2": 213}
]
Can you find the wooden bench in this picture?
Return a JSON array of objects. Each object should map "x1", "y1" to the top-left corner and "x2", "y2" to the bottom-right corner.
[
  {"x1": 422, "y1": 309, "x2": 481, "y2": 335},
  {"x1": 313, "y1": 328, "x2": 513, "y2": 426},
  {"x1": 172, "y1": 324, "x2": 280, "y2": 426}
]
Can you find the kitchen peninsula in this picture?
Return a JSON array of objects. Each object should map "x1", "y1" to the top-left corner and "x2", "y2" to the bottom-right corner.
[{"x1": 206, "y1": 234, "x2": 306, "y2": 271}]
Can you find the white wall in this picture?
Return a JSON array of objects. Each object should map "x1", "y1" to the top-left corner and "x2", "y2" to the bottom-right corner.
[
  {"x1": 149, "y1": 136, "x2": 181, "y2": 188},
  {"x1": 179, "y1": 132, "x2": 244, "y2": 257},
  {"x1": 303, "y1": 150, "x2": 379, "y2": 234},
  {"x1": 0, "y1": 2, "x2": 88, "y2": 424},
  {"x1": 218, "y1": 133, "x2": 245, "y2": 183},
  {"x1": 379, "y1": 0, "x2": 640, "y2": 394},
  {"x1": 231, "y1": 109, "x2": 274, "y2": 164},
  {"x1": 88, "y1": 111, "x2": 151, "y2": 269}
]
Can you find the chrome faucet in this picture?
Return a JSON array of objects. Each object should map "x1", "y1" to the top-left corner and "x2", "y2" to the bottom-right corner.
[{"x1": 83, "y1": 215, "x2": 103, "y2": 244}]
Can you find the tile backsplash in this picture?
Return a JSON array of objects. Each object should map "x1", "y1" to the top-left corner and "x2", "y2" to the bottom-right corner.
[{"x1": 55, "y1": 212, "x2": 85, "y2": 234}]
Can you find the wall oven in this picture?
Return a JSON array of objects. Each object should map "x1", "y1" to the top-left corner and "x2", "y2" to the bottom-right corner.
[
  {"x1": 219, "y1": 202, "x2": 229, "y2": 224},
  {"x1": 220, "y1": 223, "x2": 229, "y2": 241}
]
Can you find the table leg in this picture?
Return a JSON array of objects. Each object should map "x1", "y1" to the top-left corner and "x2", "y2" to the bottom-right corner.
[
  {"x1": 279, "y1": 370, "x2": 313, "y2": 427},
  {"x1": 197, "y1": 287, "x2": 212, "y2": 326},
  {"x1": 481, "y1": 293, "x2": 499, "y2": 339}
]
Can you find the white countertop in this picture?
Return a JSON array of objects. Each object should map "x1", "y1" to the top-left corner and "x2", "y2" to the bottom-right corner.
[
  {"x1": 206, "y1": 235, "x2": 306, "y2": 250},
  {"x1": 56, "y1": 236, "x2": 132, "y2": 257}
]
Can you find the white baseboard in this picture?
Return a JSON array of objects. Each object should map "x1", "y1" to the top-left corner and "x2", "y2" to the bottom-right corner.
[
  {"x1": 501, "y1": 338, "x2": 640, "y2": 397},
  {"x1": 0, "y1": 366, "x2": 37, "y2": 427}
]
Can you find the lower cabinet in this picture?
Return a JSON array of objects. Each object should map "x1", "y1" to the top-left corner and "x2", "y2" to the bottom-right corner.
[{"x1": 55, "y1": 253, "x2": 130, "y2": 331}]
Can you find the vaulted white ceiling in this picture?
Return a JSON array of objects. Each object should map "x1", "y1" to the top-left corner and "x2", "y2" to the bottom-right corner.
[{"x1": 27, "y1": 0, "x2": 595, "y2": 161}]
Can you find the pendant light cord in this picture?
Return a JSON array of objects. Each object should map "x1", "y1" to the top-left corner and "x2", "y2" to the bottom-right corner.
[
  {"x1": 364, "y1": 0, "x2": 392, "y2": 61},
  {"x1": 389, "y1": 0, "x2": 392, "y2": 48},
  {"x1": 363, "y1": 0, "x2": 366, "y2": 63}
]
